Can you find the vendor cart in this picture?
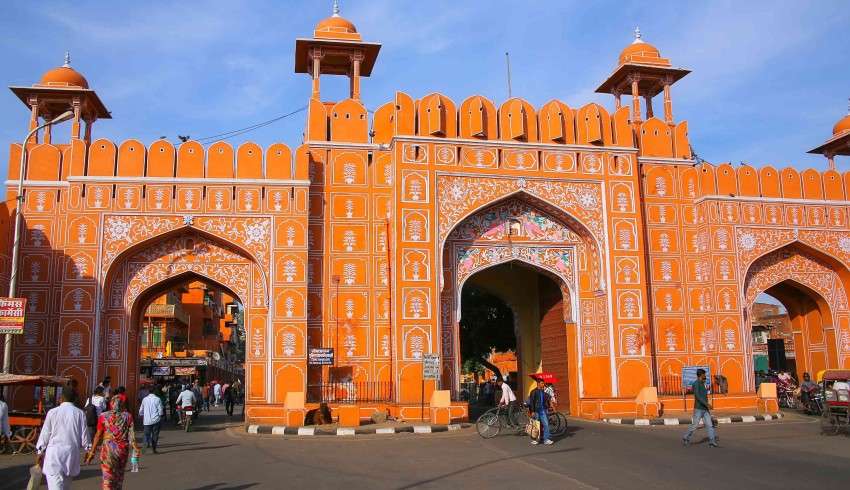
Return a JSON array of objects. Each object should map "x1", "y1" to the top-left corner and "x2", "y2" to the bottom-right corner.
[
  {"x1": 0, "y1": 374, "x2": 69, "y2": 454},
  {"x1": 817, "y1": 369, "x2": 850, "y2": 435}
]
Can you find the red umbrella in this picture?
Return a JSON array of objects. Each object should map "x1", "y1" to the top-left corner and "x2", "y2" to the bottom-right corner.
[{"x1": 529, "y1": 372, "x2": 559, "y2": 383}]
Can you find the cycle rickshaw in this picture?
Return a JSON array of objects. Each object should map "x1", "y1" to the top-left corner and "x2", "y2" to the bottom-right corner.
[
  {"x1": 0, "y1": 374, "x2": 69, "y2": 454},
  {"x1": 817, "y1": 369, "x2": 850, "y2": 435}
]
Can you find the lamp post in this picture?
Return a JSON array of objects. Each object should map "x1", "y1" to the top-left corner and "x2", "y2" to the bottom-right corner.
[{"x1": 3, "y1": 111, "x2": 74, "y2": 374}]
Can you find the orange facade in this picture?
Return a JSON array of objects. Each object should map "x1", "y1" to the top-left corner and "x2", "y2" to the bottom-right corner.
[{"x1": 3, "y1": 9, "x2": 850, "y2": 424}]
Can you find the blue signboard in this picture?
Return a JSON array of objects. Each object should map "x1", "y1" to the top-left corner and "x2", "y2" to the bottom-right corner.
[{"x1": 682, "y1": 366, "x2": 711, "y2": 393}]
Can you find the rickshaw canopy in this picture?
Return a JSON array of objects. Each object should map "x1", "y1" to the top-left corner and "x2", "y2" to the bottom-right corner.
[
  {"x1": 818, "y1": 370, "x2": 850, "y2": 383},
  {"x1": 0, "y1": 374, "x2": 69, "y2": 387}
]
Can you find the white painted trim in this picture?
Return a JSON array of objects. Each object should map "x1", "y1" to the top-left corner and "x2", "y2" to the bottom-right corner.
[
  {"x1": 390, "y1": 135, "x2": 638, "y2": 153},
  {"x1": 4, "y1": 179, "x2": 69, "y2": 188},
  {"x1": 305, "y1": 141, "x2": 380, "y2": 150},
  {"x1": 601, "y1": 180, "x2": 618, "y2": 398},
  {"x1": 637, "y1": 157, "x2": 695, "y2": 166},
  {"x1": 64, "y1": 176, "x2": 311, "y2": 186},
  {"x1": 697, "y1": 194, "x2": 850, "y2": 206}
]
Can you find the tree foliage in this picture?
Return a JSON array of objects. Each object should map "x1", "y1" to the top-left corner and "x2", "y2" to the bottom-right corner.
[{"x1": 459, "y1": 285, "x2": 516, "y2": 379}]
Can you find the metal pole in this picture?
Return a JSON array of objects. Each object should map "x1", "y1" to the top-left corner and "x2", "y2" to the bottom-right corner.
[
  {"x1": 505, "y1": 52, "x2": 512, "y2": 99},
  {"x1": 3, "y1": 111, "x2": 73, "y2": 375}
]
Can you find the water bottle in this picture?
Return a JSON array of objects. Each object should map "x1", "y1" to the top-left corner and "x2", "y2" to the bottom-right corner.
[{"x1": 130, "y1": 448, "x2": 139, "y2": 473}]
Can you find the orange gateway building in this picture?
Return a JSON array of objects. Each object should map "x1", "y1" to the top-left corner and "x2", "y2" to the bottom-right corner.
[{"x1": 3, "y1": 7, "x2": 850, "y2": 425}]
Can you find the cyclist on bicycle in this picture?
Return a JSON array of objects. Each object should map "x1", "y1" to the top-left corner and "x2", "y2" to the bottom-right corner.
[{"x1": 496, "y1": 378, "x2": 517, "y2": 420}]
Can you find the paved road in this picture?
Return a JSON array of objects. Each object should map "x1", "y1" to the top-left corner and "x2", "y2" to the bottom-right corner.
[{"x1": 1, "y1": 407, "x2": 848, "y2": 489}]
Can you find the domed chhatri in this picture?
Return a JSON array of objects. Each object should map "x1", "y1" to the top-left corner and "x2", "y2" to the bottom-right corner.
[
  {"x1": 833, "y1": 101, "x2": 850, "y2": 135},
  {"x1": 618, "y1": 27, "x2": 665, "y2": 65},
  {"x1": 38, "y1": 52, "x2": 89, "y2": 89},
  {"x1": 314, "y1": 0, "x2": 361, "y2": 41}
]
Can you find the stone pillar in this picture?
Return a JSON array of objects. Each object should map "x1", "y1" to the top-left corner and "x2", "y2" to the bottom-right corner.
[
  {"x1": 629, "y1": 74, "x2": 642, "y2": 123},
  {"x1": 644, "y1": 95, "x2": 653, "y2": 119},
  {"x1": 71, "y1": 98, "x2": 82, "y2": 139},
  {"x1": 663, "y1": 78, "x2": 674, "y2": 124},
  {"x1": 826, "y1": 152, "x2": 835, "y2": 170},
  {"x1": 350, "y1": 52, "x2": 363, "y2": 101},
  {"x1": 310, "y1": 48, "x2": 323, "y2": 99},
  {"x1": 27, "y1": 98, "x2": 39, "y2": 145},
  {"x1": 43, "y1": 114, "x2": 53, "y2": 144},
  {"x1": 613, "y1": 90, "x2": 622, "y2": 110},
  {"x1": 84, "y1": 117, "x2": 94, "y2": 143}
]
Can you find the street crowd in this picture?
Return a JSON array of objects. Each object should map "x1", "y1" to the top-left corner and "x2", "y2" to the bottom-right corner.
[{"x1": 3, "y1": 376, "x2": 242, "y2": 490}]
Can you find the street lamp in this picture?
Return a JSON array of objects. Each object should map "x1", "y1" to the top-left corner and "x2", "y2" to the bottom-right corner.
[{"x1": 3, "y1": 110, "x2": 75, "y2": 374}]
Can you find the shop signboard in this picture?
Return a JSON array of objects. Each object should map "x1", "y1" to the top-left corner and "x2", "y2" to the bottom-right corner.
[
  {"x1": 0, "y1": 297, "x2": 27, "y2": 335},
  {"x1": 152, "y1": 366, "x2": 172, "y2": 376},
  {"x1": 174, "y1": 367, "x2": 196, "y2": 376},
  {"x1": 308, "y1": 348, "x2": 334, "y2": 366}
]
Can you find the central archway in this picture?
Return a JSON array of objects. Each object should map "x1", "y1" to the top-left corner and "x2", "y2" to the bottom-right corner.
[
  {"x1": 460, "y1": 261, "x2": 574, "y2": 412},
  {"x1": 439, "y1": 193, "x2": 589, "y2": 415}
]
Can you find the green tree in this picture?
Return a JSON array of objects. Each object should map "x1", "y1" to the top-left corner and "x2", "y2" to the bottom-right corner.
[{"x1": 459, "y1": 285, "x2": 515, "y2": 381}]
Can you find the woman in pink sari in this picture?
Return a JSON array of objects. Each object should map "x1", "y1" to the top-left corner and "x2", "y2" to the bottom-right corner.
[{"x1": 85, "y1": 395, "x2": 139, "y2": 489}]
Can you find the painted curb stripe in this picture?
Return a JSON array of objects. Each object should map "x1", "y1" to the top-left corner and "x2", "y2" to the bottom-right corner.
[
  {"x1": 448, "y1": 424, "x2": 462, "y2": 431},
  {"x1": 413, "y1": 425, "x2": 432, "y2": 433},
  {"x1": 375, "y1": 427, "x2": 395, "y2": 434},
  {"x1": 741, "y1": 416, "x2": 756, "y2": 422},
  {"x1": 247, "y1": 425, "x2": 259, "y2": 434},
  {"x1": 337, "y1": 428, "x2": 356, "y2": 436},
  {"x1": 297, "y1": 427, "x2": 315, "y2": 436},
  {"x1": 634, "y1": 419, "x2": 650, "y2": 426},
  {"x1": 663, "y1": 418, "x2": 680, "y2": 425},
  {"x1": 271, "y1": 426, "x2": 286, "y2": 435},
  {"x1": 602, "y1": 413, "x2": 782, "y2": 426},
  {"x1": 717, "y1": 417, "x2": 732, "y2": 424}
]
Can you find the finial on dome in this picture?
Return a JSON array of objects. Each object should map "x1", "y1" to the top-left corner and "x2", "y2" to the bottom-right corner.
[
  {"x1": 332, "y1": 0, "x2": 340, "y2": 17},
  {"x1": 633, "y1": 26, "x2": 643, "y2": 44},
  {"x1": 63, "y1": 51, "x2": 71, "y2": 67}
]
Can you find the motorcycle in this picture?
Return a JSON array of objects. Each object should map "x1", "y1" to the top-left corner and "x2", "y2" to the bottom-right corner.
[{"x1": 180, "y1": 406, "x2": 194, "y2": 432}]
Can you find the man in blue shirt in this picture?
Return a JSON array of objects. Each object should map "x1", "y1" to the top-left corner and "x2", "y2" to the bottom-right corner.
[
  {"x1": 139, "y1": 390, "x2": 164, "y2": 454},
  {"x1": 682, "y1": 369, "x2": 719, "y2": 448},
  {"x1": 528, "y1": 378, "x2": 553, "y2": 446}
]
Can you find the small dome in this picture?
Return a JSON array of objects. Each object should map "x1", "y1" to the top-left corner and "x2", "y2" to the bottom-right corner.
[
  {"x1": 834, "y1": 114, "x2": 850, "y2": 136},
  {"x1": 38, "y1": 53, "x2": 89, "y2": 89},
  {"x1": 315, "y1": 15, "x2": 357, "y2": 35},
  {"x1": 618, "y1": 27, "x2": 666, "y2": 66},
  {"x1": 619, "y1": 40, "x2": 661, "y2": 65}
]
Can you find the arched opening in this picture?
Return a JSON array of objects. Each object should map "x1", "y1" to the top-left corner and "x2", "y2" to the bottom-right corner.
[
  {"x1": 459, "y1": 261, "x2": 573, "y2": 415},
  {"x1": 744, "y1": 242, "x2": 847, "y2": 386},
  {"x1": 131, "y1": 272, "x2": 245, "y2": 395},
  {"x1": 97, "y1": 228, "x2": 260, "y2": 407}
]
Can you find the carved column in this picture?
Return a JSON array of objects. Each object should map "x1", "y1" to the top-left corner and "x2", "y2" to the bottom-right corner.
[
  {"x1": 27, "y1": 97, "x2": 39, "y2": 145},
  {"x1": 644, "y1": 95, "x2": 653, "y2": 119},
  {"x1": 310, "y1": 48, "x2": 323, "y2": 99},
  {"x1": 613, "y1": 90, "x2": 622, "y2": 110},
  {"x1": 71, "y1": 97, "x2": 82, "y2": 139},
  {"x1": 663, "y1": 76, "x2": 674, "y2": 124},
  {"x1": 629, "y1": 74, "x2": 642, "y2": 123},
  {"x1": 84, "y1": 117, "x2": 94, "y2": 143},
  {"x1": 350, "y1": 51, "x2": 364, "y2": 101},
  {"x1": 43, "y1": 113, "x2": 53, "y2": 144}
]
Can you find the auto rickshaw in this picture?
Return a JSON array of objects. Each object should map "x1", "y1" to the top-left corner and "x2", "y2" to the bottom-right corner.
[
  {"x1": 817, "y1": 369, "x2": 850, "y2": 435},
  {"x1": 0, "y1": 374, "x2": 70, "y2": 454}
]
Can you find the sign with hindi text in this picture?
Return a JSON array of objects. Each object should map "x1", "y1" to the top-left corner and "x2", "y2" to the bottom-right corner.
[
  {"x1": 0, "y1": 297, "x2": 27, "y2": 335},
  {"x1": 423, "y1": 354, "x2": 440, "y2": 380}
]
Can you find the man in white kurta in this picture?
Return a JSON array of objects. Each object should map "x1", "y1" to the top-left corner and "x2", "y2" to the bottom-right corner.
[{"x1": 36, "y1": 389, "x2": 91, "y2": 490}]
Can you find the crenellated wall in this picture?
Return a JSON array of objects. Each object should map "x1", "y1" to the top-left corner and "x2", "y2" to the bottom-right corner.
[{"x1": 307, "y1": 92, "x2": 691, "y2": 159}]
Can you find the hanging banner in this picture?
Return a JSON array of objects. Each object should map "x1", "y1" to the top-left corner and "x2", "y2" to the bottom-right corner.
[{"x1": 0, "y1": 297, "x2": 27, "y2": 335}]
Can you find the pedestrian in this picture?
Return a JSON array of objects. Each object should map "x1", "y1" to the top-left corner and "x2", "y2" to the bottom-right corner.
[
  {"x1": 682, "y1": 368, "x2": 719, "y2": 448},
  {"x1": 83, "y1": 387, "x2": 105, "y2": 443},
  {"x1": 192, "y1": 382, "x2": 203, "y2": 418},
  {"x1": 85, "y1": 396, "x2": 139, "y2": 489},
  {"x1": 0, "y1": 391, "x2": 11, "y2": 446},
  {"x1": 201, "y1": 383, "x2": 210, "y2": 411},
  {"x1": 139, "y1": 389, "x2": 164, "y2": 454},
  {"x1": 213, "y1": 381, "x2": 222, "y2": 406},
  {"x1": 167, "y1": 383, "x2": 179, "y2": 423},
  {"x1": 35, "y1": 386, "x2": 91, "y2": 489},
  {"x1": 99, "y1": 377, "x2": 112, "y2": 399},
  {"x1": 527, "y1": 378, "x2": 554, "y2": 446},
  {"x1": 223, "y1": 383, "x2": 235, "y2": 417}
]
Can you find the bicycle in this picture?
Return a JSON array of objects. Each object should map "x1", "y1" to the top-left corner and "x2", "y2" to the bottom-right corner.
[
  {"x1": 476, "y1": 403, "x2": 527, "y2": 439},
  {"x1": 547, "y1": 410, "x2": 568, "y2": 437}
]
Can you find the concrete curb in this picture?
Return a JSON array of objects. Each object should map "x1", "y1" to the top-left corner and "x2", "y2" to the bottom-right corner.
[
  {"x1": 603, "y1": 413, "x2": 783, "y2": 426},
  {"x1": 245, "y1": 423, "x2": 469, "y2": 436}
]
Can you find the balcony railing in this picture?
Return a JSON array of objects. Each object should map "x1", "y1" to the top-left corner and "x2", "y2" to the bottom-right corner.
[{"x1": 145, "y1": 303, "x2": 189, "y2": 325}]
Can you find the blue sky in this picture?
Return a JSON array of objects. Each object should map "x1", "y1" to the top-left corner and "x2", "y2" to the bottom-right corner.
[{"x1": 2, "y1": 0, "x2": 849, "y2": 183}]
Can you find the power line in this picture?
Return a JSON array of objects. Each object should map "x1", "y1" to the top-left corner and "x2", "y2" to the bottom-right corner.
[{"x1": 192, "y1": 106, "x2": 308, "y2": 144}]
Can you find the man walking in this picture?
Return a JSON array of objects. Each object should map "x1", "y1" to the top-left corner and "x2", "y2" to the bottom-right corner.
[
  {"x1": 682, "y1": 368, "x2": 719, "y2": 448},
  {"x1": 213, "y1": 381, "x2": 222, "y2": 407},
  {"x1": 223, "y1": 383, "x2": 235, "y2": 417},
  {"x1": 528, "y1": 378, "x2": 553, "y2": 446},
  {"x1": 35, "y1": 387, "x2": 91, "y2": 489},
  {"x1": 139, "y1": 389, "x2": 164, "y2": 454}
]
